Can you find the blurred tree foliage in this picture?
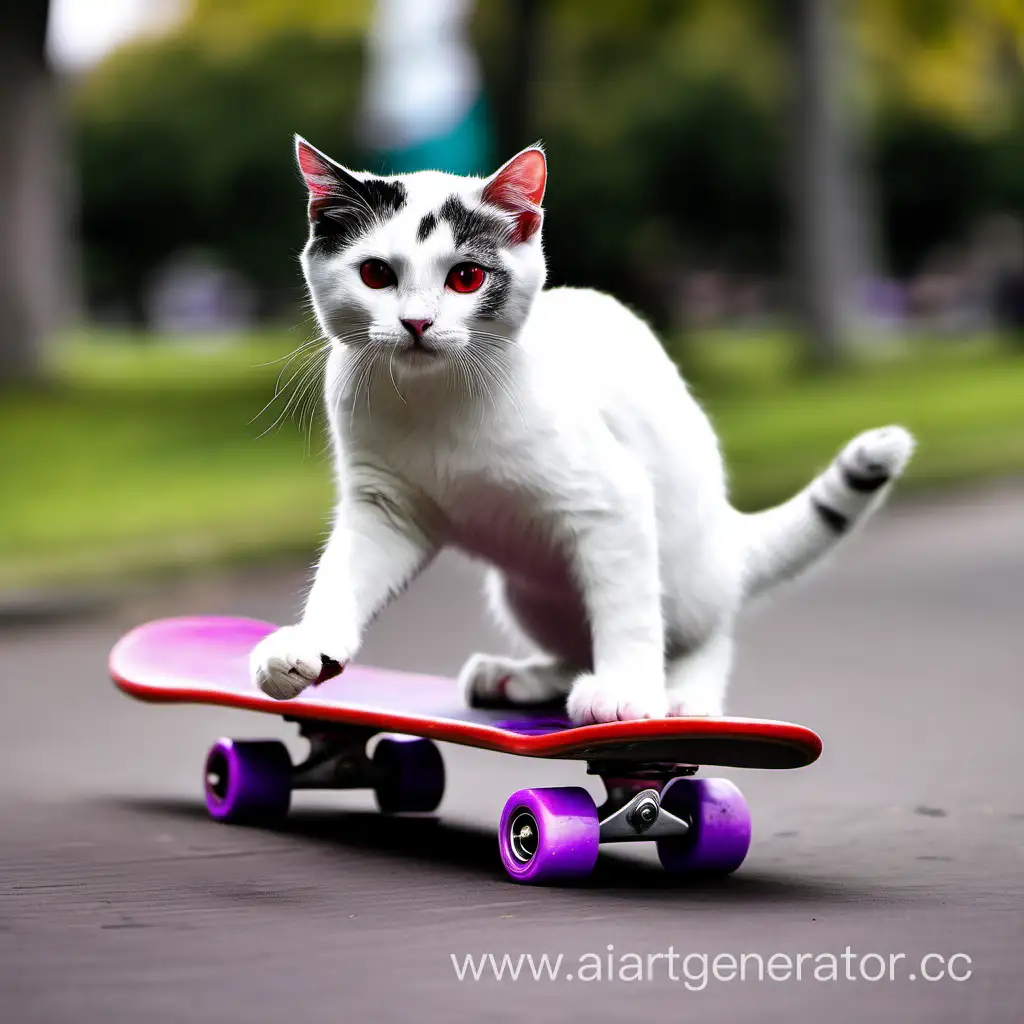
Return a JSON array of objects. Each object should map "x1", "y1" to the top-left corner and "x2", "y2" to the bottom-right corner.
[
  {"x1": 72, "y1": 0, "x2": 1024, "y2": 327},
  {"x1": 477, "y1": 0, "x2": 786, "y2": 321},
  {"x1": 870, "y1": 107, "x2": 990, "y2": 277},
  {"x1": 856, "y1": 0, "x2": 1024, "y2": 279},
  {"x1": 855, "y1": 0, "x2": 1024, "y2": 124},
  {"x1": 75, "y1": 30, "x2": 364, "y2": 319}
]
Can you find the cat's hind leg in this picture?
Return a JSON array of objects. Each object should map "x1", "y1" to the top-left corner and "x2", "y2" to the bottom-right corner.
[
  {"x1": 458, "y1": 570, "x2": 586, "y2": 708},
  {"x1": 664, "y1": 631, "x2": 734, "y2": 718},
  {"x1": 458, "y1": 653, "x2": 576, "y2": 707}
]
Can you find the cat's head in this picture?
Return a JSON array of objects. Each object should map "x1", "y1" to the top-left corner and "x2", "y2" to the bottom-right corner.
[{"x1": 295, "y1": 137, "x2": 547, "y2": 374}]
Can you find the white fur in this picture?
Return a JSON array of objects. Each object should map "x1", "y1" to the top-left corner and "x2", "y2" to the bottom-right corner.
[{"x1": 251, "y1": 147, "x2": 915, "y2": 722}]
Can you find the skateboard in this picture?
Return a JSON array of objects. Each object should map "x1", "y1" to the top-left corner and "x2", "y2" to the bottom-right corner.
[{"x1": 110, "y1": 615, "x2": 822, "y2": 885}]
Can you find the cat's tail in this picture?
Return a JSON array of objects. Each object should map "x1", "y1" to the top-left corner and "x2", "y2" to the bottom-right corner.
[{"x1": 739, "y1": 426, "x2": 915, "y2": 601}]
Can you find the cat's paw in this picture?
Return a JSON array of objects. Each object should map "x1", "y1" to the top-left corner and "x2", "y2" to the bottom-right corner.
[
  {"x1": 250, "y1": 624, "x2": 356, "y2": 701},
  {"x1": 566, "y1": 672, "x2": 668, "y2": 725},
  {"x1": 666, "y1": 693, "x2": 724, "y2": 718},
  {"x1": 458, "y1": 654, "x2": 572, "y2": 708},
  {"x1": 839, "y1": 426, "x2": 915, "y2": 488},
  {"x1": 459, "y1": 653, "x2": 523, "y2": 707}
]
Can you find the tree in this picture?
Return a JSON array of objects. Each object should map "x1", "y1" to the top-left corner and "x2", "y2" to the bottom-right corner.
[
  {"x1": 769, "y1": 0, "x2": 1024, "y2": 366},
  {"x1": 0, "y1": 0, "x2": 71, "y2": 383},
  {"x1": 782, "y1": 0, "x2": 861, "y2": 369},
  {"x1": 75, "y1": 32, "x2": 365, "y2": 322}
]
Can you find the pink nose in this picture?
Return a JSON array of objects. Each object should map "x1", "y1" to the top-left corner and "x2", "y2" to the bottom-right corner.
[{"x1": 400, "y1": 318, "x2": 433, "y2": 341}]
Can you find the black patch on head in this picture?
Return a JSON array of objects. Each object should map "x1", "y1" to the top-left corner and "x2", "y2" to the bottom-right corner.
[
  {"x1": 437, "y1": 195, "x2": 509, "y2": 257},
  {"x1": 310, "y1": 172, "x2": 407, "y2": 254},
  {"x1": 840, "y1": 462, "x2": 890, "y2": 493},
  {"x1": 476, "y1": 269, "x2": 512, "y2": 321},
  {"x1": 811, "y1": 498, "x2": 849, "y2": 534},
  {"x1": 418, "y1": 195, "x2": 515, "y2": 321},
  {"x1": 416, "y1": 211, "x2": 438, "y2": 242}
]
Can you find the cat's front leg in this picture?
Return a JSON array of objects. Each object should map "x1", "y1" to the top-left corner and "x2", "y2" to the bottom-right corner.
[
  {"x1": 665, "y1": 631, "x2": 733, "y2": 717},
  {"x1": 252, "y1": 482, "x2": 437, "y2": 699},
  {"x1": 563, "y1": 459, "x2": 667, "y2": 724},
  {"x1": 250, "y1": 523, "x2": 360, "y2": 700}
]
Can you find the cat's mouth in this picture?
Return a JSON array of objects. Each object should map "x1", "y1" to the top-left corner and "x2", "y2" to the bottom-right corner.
[
  {"x1": 396, "y1": 341, "x2": 445, "y2": 370},
  {"x1": 402, "y1": 341, "x2": 437, "y2": 357}
]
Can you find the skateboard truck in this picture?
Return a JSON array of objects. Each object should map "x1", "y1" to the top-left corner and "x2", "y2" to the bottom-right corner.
[
  {"x1": 287, "y1": 721, "x2": 380, "y2": 790},
  {"x1": 597, "y1": 787, "x2": 690, "y2": 842},
  {"x1": 586, "y1": 762, "x2": 698, "y2": 843}
]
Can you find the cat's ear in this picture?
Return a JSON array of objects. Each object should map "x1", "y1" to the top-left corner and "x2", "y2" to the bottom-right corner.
[
  {"x1": 294, "y1": 135, "x2": 365, "y2": 223},
  {"x1": 482, "y1": 145, "x2": 546, "y2": 245}
]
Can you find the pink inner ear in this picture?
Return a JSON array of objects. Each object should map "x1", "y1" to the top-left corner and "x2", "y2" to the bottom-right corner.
[
  {"x1": 483, "y1": 149, "x2": 546, "y2": 209},
  {"x1": 482, "y1": 148, "x2": 546, "y2": 243},
  {"x1": 296, "y1": 141, "x2": 338, "y2": 200}
]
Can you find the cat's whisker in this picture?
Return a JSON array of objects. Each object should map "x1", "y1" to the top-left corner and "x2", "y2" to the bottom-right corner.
[
  {"x1": 462, "y1": 344, "x2": 527, "y2": 427},
  {"x1": 467, "y1": 329, "x2": 512, "y2": 344},
  {"x1": 294, "y1": 354, "x2": 330, "y2": 452},
  {"x1": 449, "y1": 348, "x2": 478, "y2": 421},
  {"x1": 465, "y1": 350, "x2": 504, "y2": 423},
  {"x1": 251, "y1": 332, "x2": 341, "y2": 439},
  {"x1": 341, "y1": 346, "x2": 378, "y2": 433},
  {"x1": 387, "y1": 351, "x2": 407, "y2": 405},
  {"x1": 454, "y1": 349, "x2": 487, "y2": 442},
  {"x1": 252, "y1": 334, "x2": 326, "y2": 370},
  {"x1": 250, "y1": 321, "x2": 373, "y2": 427},
  {"x1": 255, "y1": 354, "x2": 322, "y2": 440},
  {"x1": 251, "y1": 351, "x2": 320, "y2": 435}
]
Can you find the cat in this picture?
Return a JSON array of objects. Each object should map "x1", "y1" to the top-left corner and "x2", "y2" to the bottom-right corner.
[{"x1": 250, "y1": 136, "x2": 915, "y2": 723}]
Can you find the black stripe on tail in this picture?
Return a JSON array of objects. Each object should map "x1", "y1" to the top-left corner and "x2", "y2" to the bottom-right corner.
[
  {"x1": 840, "y1": 463, "x2": 891, "y2": 493},
  {"x1": 811, "y1": 498, "x2": 850, "y2": 534}
]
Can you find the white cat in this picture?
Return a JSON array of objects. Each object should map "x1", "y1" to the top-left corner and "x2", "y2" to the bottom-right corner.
[{"x1": 250, "y1": 138, "x2": 914, "y2": 723}]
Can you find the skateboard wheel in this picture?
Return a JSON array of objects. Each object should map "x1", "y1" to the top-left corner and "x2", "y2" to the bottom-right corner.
[
  {"x1": 656, "y1": 777, "x2": 751, "y2": 875},
  {"x1": 204, "y1": 738, "x2": 292, "y2": 824},
  {"x1": 372, "y1": 737, "x2": 445, "y2": 813},
  {"x1": 498, "y1": 787, "x2": 599, "y2": 884}
]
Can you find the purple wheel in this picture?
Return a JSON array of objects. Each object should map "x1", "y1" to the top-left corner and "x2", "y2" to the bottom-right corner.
[
  {"x1": 656, "y1": 777, "x2": 751, "y2": 875},
  {"x1": 498, "y1": 787, "x2": 599, "y2": 884},
  {"x1": 372, "y1": 737, "x2": 445, "y2": 813},
  {"x1": 204, "y1": 739, "x2": 291, "y2": 824}
]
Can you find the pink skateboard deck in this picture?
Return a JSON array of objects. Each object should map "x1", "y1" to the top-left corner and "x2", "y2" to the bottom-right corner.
[
  {"x1": 110, "y1": 616, "x2": 821, "y2": 770},
  {"x1": 110, "y1": 616, "x2": 823, "y2": 884}
]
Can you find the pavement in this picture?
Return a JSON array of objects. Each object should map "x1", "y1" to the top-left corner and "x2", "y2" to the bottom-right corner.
[{"x1": 1, "y1": 484, "x2": 1022, "y2": 1023}]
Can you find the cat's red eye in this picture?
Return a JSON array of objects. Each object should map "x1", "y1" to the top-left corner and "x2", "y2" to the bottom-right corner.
[
  {"x1": 359, "y1": 259, "x2": 396, "y2": 289},
  {"x1": 446, "y1": 263, "x2": 486, "y2": 294}
]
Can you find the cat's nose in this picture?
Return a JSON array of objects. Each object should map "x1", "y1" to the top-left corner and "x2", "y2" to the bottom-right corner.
[{"x1": 400, "y1": 318, "x2": 433, "y2": 341}]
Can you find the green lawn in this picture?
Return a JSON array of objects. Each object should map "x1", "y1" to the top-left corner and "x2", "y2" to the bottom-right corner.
[
  {"x1": 686, "y1": 331, "x2": 1024, "y2": 511},
  {"x1": 0, "y1": 331, "x2": 335, "y2": 588},
  {"x1": 1, "y1": 328, "x2": 1022, "y2": 588}
]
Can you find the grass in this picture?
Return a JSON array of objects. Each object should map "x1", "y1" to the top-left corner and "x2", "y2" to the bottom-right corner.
[
  {"x1": 1, "y1": 326, "x2": 1023, "y2": 589},
  {"x1": 685, "y1": 330, "x2": 1024, "y2": 511},
  {"x1": 0, "y1": 330, "x2": 335, "y2": 589}
]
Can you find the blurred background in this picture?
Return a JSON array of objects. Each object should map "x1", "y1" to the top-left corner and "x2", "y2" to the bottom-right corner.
[
  {"x1": 3, "y1": 7, "x2": 1024, "y2": 1021},
  {"x1": 2, "y1": 0, "x2": 1024, "y2": 590}
]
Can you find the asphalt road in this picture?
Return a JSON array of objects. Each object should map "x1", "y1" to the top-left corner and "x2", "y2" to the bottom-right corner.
[{"x1": 1, "y1": 485, "x2": 1022, "y2": 1023}]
